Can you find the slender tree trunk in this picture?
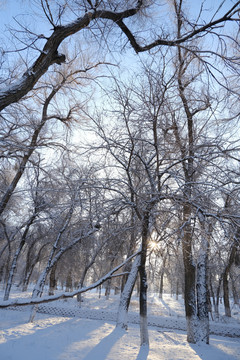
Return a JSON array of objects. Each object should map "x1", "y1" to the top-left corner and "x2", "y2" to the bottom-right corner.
[
  {"x1": 4, "y1": 244, "x2": 26, "y2": 301},
  {"x1": 0, "y1": 90, "x2": 57, "y2": 217},
  {"x1": 159, "y1": 255, "x2": 167, "y2": 299},
  {"x1": 222, "y1": 232, "x2": 239, "y2": 317},
  {"x1": 0, "y1": 242, "x2": 11, "y2": 286},
  {"x1": 230, "y1": 271, "x2": 239, "y2": 305},
  {"x1": 66, "y1": 271, "x2": 73, "y2": 292},
  {"x1": 105, "y1": 278, "x2": 111, "y2": 299},
  {"x1": 209, "y1": 276, "x2": 215, "y2": 309},
  {"x1": 22, "y1": 242, "x2": 35, "y2": 292},
  {"x1": 31, "y1": 206, "x2": 76, "y2": 299},
  {"x1": 0, "y1": 264, "x2": 4, "y2": 284},
  {"x1": 116, "y1": 253, "x2": 140, "y2": 329},
  {"x1": 98, "y1": 285, "x2": 102, "y2": 298},
  {"x1": 4, "y1": 213, "x2": 37, "y2": 301},
  {"x1": 77, "y1": 272, "x2": 86, "y2": 304},
  {"x1": 182, "y1": 204, "x2": 197, "y2": 343},
  {"x1": 139, "y1": 211, "x2": 150, "y2": 346},
  {"x1": 22, "y1": 243, "x2": 49, "y2": 292},
  {"x1": 121, "y1": 212, "x2": 136, "y2": 293},
  {"x1": 159, "y1": 272, "x2": 164, "y2": 299},
  {"x1": 22, "y1": 268, "x2": 34, "y2": 292},
  {"x1": 48, "y1": 262, "x2": 57, "y2": 296},
  {"x1": 77, "y1": 239, "x2": 109, "y2": 303},
  {"x1": 196, "y1": 235, "x2": 209, "y2": 343},
  {"x1": 214, "y1": 275, "x2": 222, "y2": 318},
  {"x1": 176, "y1": 279, "x2": 179, "y2": 300},
  {"x1": 223, "y1": 271, "x2": 231, "y2": 317}
]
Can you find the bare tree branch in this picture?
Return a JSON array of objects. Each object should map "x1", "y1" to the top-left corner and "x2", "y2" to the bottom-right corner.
[
  {"x1": 0, "y1": 1, "x2": 239, "y2": 111},
  {"x1": 0, "y1": 250, "x2": 140, "y2": 308}
]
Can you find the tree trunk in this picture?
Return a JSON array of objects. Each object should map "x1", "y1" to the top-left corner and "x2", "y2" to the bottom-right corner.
[
  {"x1": 159, "y1": 255, "x2": 167, "y2": 299},
  {"x1": 121, "y1": 209, "x2": 136, "y2": 292},
  {"x1": 22, "y1": 243, "x2": 49, "y2": 292},
  {"x1": 98, "y1": 285, "x2": 102, "y2": 298},
  {"x1": 159, "y1": 272, "x2": 164, "y2": 299},
  {"x1": 230, "y1": 271, "x2": 239, "y2": 305},
  {"x1": 222, "y1": 232, "x2": 239, "y2": 317},
  {"x1": 116, "y1": 253, "x2": 140, "y2": 329},
  {"x1": 176, "y1": 279, "x2": 180, "y2": 300},
  {"x1": 214, "y1": 275, "x2": 222, "y2": 318},
  {"x1": 209, "y1": 276, "x2": 215, "y2": 310},
  {"x1": 22, "y1": 268, "x2": 34, "y2": 292},
  {"x1": 22, "y1": 242, "x2": 35, "y2": 292},
  {"x1": 48, "y1": 262, "x2": 57, "y2": 296},
  {"x1": 76, "y1": 242, "x2": 106, "y2": 303},
  {"x1": 3, "y1": 213, "x2": 37, "y2": 301},
  {"x1": 196, "y1": 238, "x2": 209, "y2": 344},
  {"x1": 105, "y1": 278, "x2": 112, "y2": 299},
  {"x1": 182, "y1": 204, "x2": 197, "y2": 343},
  {"x1": 139, "y1": 212, "x2": 150, "y2": 346},
  {"x1": 223, "y1": 271, "x2": 231, "y2": 317},
  {"x1": 66, "y1": 271, "x2": 73, "y2": 292},
  {"x1": 0, "y1": 264, "x2": 4, "y2": 284}
]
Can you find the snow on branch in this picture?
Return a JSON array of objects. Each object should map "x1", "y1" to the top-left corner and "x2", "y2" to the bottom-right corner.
[{"x1": 0, "y1": 250, "x2": 140, "y2": 308}]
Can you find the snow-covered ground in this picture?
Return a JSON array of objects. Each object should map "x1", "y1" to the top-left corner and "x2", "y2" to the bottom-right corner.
[{"x1": 0, "y1": 287, "x2": 240, "y2": 359}]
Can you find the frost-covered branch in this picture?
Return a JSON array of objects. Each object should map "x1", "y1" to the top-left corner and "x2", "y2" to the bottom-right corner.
[
  {"x1": 0, "y1": 250, "x2": 140, "y2": 308},
  {"x1": 0, "y1": 1, "x2": 239, "y2": 111}
]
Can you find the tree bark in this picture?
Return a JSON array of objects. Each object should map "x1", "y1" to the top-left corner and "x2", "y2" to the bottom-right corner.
[
  {"x1": 3, "y1": 212, "x2": 37, "y2": 301},
  {"x1": 223, "y1": 271, "x2": 231, "y2": 317},
  {"x1": 230, "y1": 271, "x2": 239, "y2": 305},
  {"x1": 222, "y1": 230, "x2": 239, "y2": 317},
  {"x1": 0, "y1": 6, "x2": 144, "y2": 112},
  {"x1": 0, "y1": 85, "x2": 64, "y2": 217},
  {"x1": 116, "y1": 253, "x2": 140, "y2": 329},
  {"x1": 196, "y1": 237, "x2": 209, "y2": 344},
  {"x1": 0, "y1": 1, "x2": 238, "y2": 111},
  {"x1": 48, "y1": 262, "x2": 57, "y2": 296},
  {"x1": 139, "y1": 211, "x2": 150, "y2": 346},
  {"x1": 159, "y1": 254, "x2": 167, "y2": 299}
]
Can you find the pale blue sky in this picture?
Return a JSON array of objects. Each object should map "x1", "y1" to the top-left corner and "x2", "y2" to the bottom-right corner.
[
  {"x1": 0, "y1": 1, "x2": 237, "y2": 76},
  {"x1": 0, "y1": 1, "x2": 236, "y2": 34},
  {"x1": 0, "y1": 0, "x2": 30, "y2": 29}
]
